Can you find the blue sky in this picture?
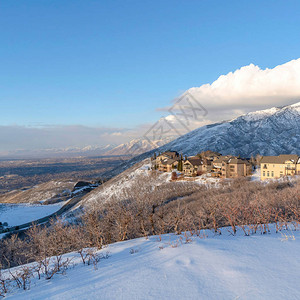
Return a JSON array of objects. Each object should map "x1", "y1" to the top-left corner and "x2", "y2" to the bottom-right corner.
[{"x1": 1, "y1": 1, "x2": 300, "y2": 152}]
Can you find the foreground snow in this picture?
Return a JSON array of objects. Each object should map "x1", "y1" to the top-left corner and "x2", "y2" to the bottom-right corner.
[
  {"x1": 0, "y1": 202, "x2": 66, "y2": 227},
  {"x1": 5, "y1": 226, "x2": 300, "y2": 300}
]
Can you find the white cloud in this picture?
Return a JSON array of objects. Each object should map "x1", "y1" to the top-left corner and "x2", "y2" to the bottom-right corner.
[
  {"x1": 154, "y1": 58, "x2": 300, "y2": 133},
  {"x1": 149, "y1": 58, "x2": 300, "y2": 138},
  {"x1": 111, "y1": 132, "x2": 122, "y2": 136},
  {"x1": 187, "y1": 58, "x2": 300, "y2": 112}
]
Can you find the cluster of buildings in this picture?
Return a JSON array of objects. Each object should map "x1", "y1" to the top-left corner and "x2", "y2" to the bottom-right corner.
[
  {"x1": 152, "y1": 151, "x2": 300, "y2": 181},
  {"x1": 152, "y1": 150, "x2": 252, "y2": 179}
]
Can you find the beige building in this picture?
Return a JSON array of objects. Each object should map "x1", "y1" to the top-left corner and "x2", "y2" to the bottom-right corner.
[
  {"x1": 211, "y1": 155, "x2": 234, "y2": 177},
  {"x1": 182, "y1": 154, "x2": 252, "y2": 178},
  {"x1": 201, "y1": 159, "x2": 212, "y2": 173},
  {"x1": 156, "y1": 151, "x2": 179, "y2": 162},
  {"x1": 183, "y1": 157, "x2": 203, "y2": 176},
  {"x1": 183, "y1": 156, "x2": 214, "y2": 176},
  {"x1": 221, "y1": 158, "x2": 252, "y2": 178},
  {"x1": 153, "y1": 151, "x2": 179, "y2": 171},
  {"x1": 260, "y1": 154, "x2": 300, "y2": 180},
  {"x1": 157, "y1": 158, "x2": 178, "y2": 172}
]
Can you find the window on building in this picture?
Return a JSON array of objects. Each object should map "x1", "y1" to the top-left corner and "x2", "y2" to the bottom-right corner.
[
  {"x1": 267, "y1": 171, "x2": 270, "y2": 177},
  {"x1": 271, "y1": 171, "x2": 274, "y2": 177},
  {"x1": 263, "y1": 171, "x2": 265, "y2": 176}
]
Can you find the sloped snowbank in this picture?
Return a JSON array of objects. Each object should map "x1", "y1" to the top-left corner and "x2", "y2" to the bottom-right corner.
[{"x1": 4, "y1": 225, "x2": 300, "y2": 300}]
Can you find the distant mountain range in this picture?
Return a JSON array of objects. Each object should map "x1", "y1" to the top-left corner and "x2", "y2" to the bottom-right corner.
[
  {"x1": 0, "y1": 139, "x2": 173, "y2": 159},
  {"x1": 0, "y1": 145, "x2": 115, "y2": 159},
  {"x1": 105, "y1": 101, "x2": 300, "y2": 177}
]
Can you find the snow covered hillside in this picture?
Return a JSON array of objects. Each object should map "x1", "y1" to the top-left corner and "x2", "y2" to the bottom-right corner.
[
  {"x1": 162, "y1": 102, "x2": 300, "y2": 157},
  {"x1": 75, "y1": 158, "x2": 219, "y2": 210},
  {"x1": 105, "y1": 102, "x2": 300, "y2": 178},
  {"x1": 76, "y1": 159, "x2": 172, "y2": 209},
  {"x1": 5, "y1": 226, "x2": 300, "y2": 300}
]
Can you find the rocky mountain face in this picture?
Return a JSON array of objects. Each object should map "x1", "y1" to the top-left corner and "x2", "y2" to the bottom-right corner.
[
  {"x1": 105, "y1": 102, "x2": 300, "y2": 177},
  {"x1": 103, "y1": 138, "x2": 173, "y2": 156},
  {"x1": 158, "y1": 102, "x2": 300, "y2": 157}
]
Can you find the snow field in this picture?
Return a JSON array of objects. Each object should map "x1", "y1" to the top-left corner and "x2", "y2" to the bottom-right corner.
[{"x1": 4, "y1": 225, "x2": 300, "y2": 300}]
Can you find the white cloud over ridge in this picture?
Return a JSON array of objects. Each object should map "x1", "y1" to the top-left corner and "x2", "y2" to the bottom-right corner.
[
  {"x1": 187, "y1": 58, "x2": 300, "y2": 112},
  {"x1": 149, "y1": 58, "x2": 300, "y2": 142}
]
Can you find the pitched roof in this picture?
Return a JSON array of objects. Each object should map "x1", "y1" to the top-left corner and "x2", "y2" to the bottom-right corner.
[
  {"x1": 160, "y1": 158, "x2": 178, "y2": 166},
  {"x1": 159, "y1": 151, "x2": 179, "y2": 159},
  {"x1": 184, "y1": 157, "x2": 202, "y2": 166},
  {"x1": 260, "y1": 154, "x2": 299, "y2": 164},
  {"x1": 226, "y1": 158, "x2": 250, "y2": 165},
  {"x1": 213, "y1": 156, "x2": 235, "y2": 164}
]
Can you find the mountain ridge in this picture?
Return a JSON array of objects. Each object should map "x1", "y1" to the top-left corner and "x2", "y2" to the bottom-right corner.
[{"x1": 104, "y1": 101, "x2": 300, "y2": 177}]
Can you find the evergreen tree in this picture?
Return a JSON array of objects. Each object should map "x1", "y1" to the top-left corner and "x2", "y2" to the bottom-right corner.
[{"x1": 178, "y1": 154, "x2": 183, "y2": 171}]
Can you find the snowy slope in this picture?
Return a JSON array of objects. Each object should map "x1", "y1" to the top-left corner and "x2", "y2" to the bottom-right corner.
[
  {"x1": 5, "y1": 226, "x2": 300, "y2": 300},
  {"x1": 105, "y1": 101, "x2": 300, "y2": 178},
  {"x1": 76, "y1": 158, "x2": 221, "y2": 209},
  {"x1": 0, "y1": 202, "x2": 66, "y2": 227},
  {"x1": 77, "y1": 159, "x2": 172, "y2": 208}
]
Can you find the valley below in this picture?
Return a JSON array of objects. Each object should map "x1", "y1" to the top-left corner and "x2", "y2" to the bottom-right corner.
[{"x1": 0, "y1": 155, "x2": 127, "y2": 195}]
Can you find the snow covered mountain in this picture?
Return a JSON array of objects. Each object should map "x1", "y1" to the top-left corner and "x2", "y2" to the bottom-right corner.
[
  {"x1": 104, "y1": 138, "x2": 173, "y2": 156},
  {"x1": 159, "y1": 101, "x2": 300, "y2": 157},
  {"x1": 105, "y1": 101, "x2": 300, "y2": 177}
]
